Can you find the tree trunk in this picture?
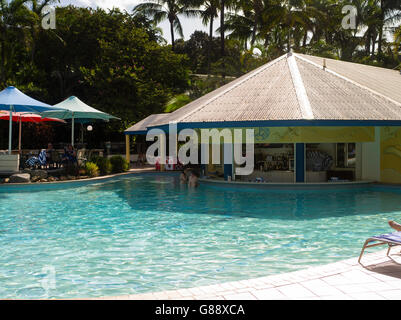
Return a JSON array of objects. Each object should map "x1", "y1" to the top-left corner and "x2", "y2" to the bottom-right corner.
[
  {"x1": 378, "y1": 0, "x2": 384, "y2": 55},
  {"x1": 208, "y1": 17, "x2": 214, "y2": 76},
  {"x1": 251, "y1": 20, "x2": 257, "y2": 47},
  {"x1": 220, "y1": 0, "x2": 225, "y2": 79},
  {"x1": 170, "y1": 21, "x2": 175, "y2": 52},
  {"x1": 378, "y1": 26, "x2": 383, "y2": 55},
  {"x1": 372, "y1": 32, "x2": 377, "y2": 56},
  {"x1": 365, "y1": 29, "x2": 371, "y2": 55}
]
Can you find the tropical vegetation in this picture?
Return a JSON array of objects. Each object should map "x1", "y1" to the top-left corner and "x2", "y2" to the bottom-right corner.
[{"x1": 0, "y1": 0, "x2": 400, "y2": 148}]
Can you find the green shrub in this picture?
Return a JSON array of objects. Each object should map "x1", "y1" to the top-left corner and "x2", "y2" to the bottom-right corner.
[
  {"x1": 109, "y1": 155, "x2": 129, "y2": 173},
  {"x1": 90, "y1": 156, "x2": 112, "y2": 175},
  {"x1": 85, "y1": 162, "x2": 99, "y2": 177}
]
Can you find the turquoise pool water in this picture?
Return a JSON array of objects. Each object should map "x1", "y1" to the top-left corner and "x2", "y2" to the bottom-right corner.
[{"x1": 1, "y1": 174, "x2": 401, "y2": 299}]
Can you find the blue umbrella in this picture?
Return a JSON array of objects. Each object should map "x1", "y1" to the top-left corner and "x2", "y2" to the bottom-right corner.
[{"x1": 0, "y1": 86, "x2": 61, "y2": 154}]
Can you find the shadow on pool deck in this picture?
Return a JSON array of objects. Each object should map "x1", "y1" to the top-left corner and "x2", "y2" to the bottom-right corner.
[{"x1": 365, "y1": 257, "x2": 401, "y2": 279}]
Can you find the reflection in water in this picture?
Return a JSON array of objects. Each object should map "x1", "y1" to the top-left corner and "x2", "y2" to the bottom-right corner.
[{"x1": 111, "y1": 176, "x2": 401, "y2": 221}]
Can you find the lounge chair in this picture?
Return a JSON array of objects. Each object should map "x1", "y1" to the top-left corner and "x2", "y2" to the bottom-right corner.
[
  {"x1": 26, "y1": 149, "x2": 47, "y2": 169},
  {"x1": 77, "y1": 149, "x2": 88, "y2": 166},
  {"x1": 358, "y1": 231, "x2": 401, "y2": 264}
]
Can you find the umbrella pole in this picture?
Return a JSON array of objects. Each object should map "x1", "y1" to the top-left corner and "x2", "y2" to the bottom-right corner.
[
  {"x1": 18, "y1": 116, "x2": 22, "y2": 154},
  {"x1": 8, "y1": 107, "x2": 13, "y2": 155},
  {"x1": 71, "y1": 113, "x2": 75, "y2": 147}
]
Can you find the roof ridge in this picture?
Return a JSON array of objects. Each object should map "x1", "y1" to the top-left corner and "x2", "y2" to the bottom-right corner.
[
  {"x1": 287, "y1": 53, "x2": 314, "y2": 120},
  {"x1": 174, "y1": 53, "x2": 288, "y2": 124},
  {"x1": 294, "y1": 53, "x2": 401, "y2": 110}
]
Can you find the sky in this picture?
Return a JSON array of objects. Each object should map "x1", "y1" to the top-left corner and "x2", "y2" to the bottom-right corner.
[{"x1": 59, "y1": 0, "x2": 219, "y2": 43}]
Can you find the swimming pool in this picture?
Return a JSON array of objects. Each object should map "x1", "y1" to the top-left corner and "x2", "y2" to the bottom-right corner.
[{"x1": 1, "y1": 173, "x2": 401, "y2": 299}]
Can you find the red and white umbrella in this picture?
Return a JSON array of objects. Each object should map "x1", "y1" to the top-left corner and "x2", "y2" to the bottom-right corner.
[{"x1": 0, "y1": 111, "x2": 66, "y2": 152}]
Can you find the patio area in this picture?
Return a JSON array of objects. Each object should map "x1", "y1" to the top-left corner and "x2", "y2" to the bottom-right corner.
[{"x1": 101, "y1": 249, "x2": 401, "y2": 300}]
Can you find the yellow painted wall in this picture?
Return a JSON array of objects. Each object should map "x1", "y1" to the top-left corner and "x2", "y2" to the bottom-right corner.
[
  {"x1": 194, "y1": 126, "x2": 382, "y2": 181},
  {"x1": 196, "y1": 126, "x2": 375, "y2": 144},
  {"x1": 380, "y1": 127, "x2": 401, "y2": 184},
  {"x1": 227, "y1": 127, "x2": 375, "y2": 143}
]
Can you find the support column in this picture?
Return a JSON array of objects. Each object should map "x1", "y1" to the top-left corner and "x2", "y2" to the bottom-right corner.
[
  {"x1": 207, "y1": 143, "x2": 214, "y2": 175},
  {"x1": 71, "y1": 113, "x2": 75, "y2": 147},
  {"x1": 8, "y1": 108, "x2": 13, "y2": 154},
  {"x1": 18, "y1": 116, "x2": 22, "y2": 154},
  {"x1": 295, "y1": 143, "x2": 305, "y2": 183},
  {"x1": 223, "y1": 142, "x2": 233, "y2": 181},
  {"x1": 125, "y1": 134, "x2": 130, "y2": 164},
  {"x1": 160, "y1": 133, "x2": 166, "y2": 171}
]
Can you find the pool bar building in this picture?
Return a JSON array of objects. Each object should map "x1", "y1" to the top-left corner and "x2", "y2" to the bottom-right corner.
[{"x1": 125, "y1": 52, "x2": 401, "y2": 184}]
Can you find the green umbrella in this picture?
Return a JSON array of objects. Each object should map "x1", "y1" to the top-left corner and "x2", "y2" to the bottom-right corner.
[{"x1": 42, "y1": 96, "x2": 119, "y2": 147}]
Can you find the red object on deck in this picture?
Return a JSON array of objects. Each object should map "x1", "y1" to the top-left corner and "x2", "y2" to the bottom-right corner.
[{"x1": 155, "y1": 159, "x2": 161, "y2": 171}]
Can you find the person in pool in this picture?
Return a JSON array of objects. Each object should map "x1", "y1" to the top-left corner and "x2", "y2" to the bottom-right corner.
[
  {"x1": 180, "y1": 171, "x2": 187, "y2": 184},
  {"x1": 389, "y1": 220, "x2": 401, "y2": 231},
  {"x1": 188, "y1": 171, "x2": 199, "y2": 188}
]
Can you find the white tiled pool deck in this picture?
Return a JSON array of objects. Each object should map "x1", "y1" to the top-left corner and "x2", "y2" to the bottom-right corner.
[{"x1": 100, "y1": 249, "x2": 401, "y2": 300}]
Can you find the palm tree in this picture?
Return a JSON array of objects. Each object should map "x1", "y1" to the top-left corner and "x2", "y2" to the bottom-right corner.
[
  {"x1": 217, "y1": 0, "x2": 237, "y2": 78},
  {"x1": 198, "y1": 0, "x2": 219, "y2": 75},
  {"x1": 219, "y1": 0, "x2": 225, "y2": 58},
  {"x1": 376, "y1": 0, "x2": 401, "y2": 55},
  {"x1": 133, "y1": 0, "x2": 199, "y2": 51},
  {"x1": 395, "y1": 25, "x2": 401, "y2": 55},
  {"x1": 238, "y1": 0, "x2": 268, "y2": 47},
  {"x1": 360, "y1": 0, "x2": 381, "y2": 55},
  {"x1": 224, "y1": 0, "x2": 265, "y2": 49},
  {"x1": 359, "y1": 0, "x2": 401, "y2": 56},
  {"x1": 225, "y1": 12, "x2": 255, "y2": 49}
]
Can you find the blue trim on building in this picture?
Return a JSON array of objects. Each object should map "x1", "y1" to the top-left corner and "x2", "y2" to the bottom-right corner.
[
  {"x1": 125, "y1": 130, "x2": 148, "y2": 135},
  {"x1": 295, "y1": 143, "x2": 305, "y2": 183},
  {"x1": 125, "y1": 119, "x2": 401, "y2": 134}
]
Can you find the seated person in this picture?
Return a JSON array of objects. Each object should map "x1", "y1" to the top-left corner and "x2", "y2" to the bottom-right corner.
[
  {"x1": 62, "y1": 144, "x2": 77, "y2": 164},
  {"x1": 46, "y1": 143, "x2": 55, "y2": 165}
]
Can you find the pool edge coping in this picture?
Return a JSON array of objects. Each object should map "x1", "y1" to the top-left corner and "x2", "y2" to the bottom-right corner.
[
  {"x1": 92, "y1": 248, "x2": 401, "y2": 300},
  {"x1": 200, "y1": 178, "x2": 376, "y2": 187},
  {"x1": 0, "y1": 167, "x2": 159, "y2": 188}
]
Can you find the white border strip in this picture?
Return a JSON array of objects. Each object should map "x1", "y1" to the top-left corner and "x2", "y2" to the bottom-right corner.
[{"x1": 287, "y1": 53, "x2": 314, "y2": 120}]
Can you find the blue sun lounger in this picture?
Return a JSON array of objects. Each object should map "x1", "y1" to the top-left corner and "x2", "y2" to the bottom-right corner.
[
  {"x1": 358, "y1": 231, "x2": 401, "y2": 264},
  {"x1": 26, "y1": 149, "x2": 47, "y2": 168}
]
